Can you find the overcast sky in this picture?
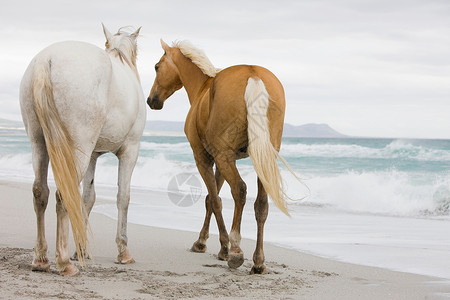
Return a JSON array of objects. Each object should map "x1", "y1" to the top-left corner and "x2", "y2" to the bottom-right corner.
[{"x1": 0, "y1": 0, "x2": 449, "y2": 138}]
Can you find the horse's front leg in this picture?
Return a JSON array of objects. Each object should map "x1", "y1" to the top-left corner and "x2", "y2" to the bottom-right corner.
[
  {"x1": 71, "y1": 153, "x2": 100, "y2": 261},
  {"x1": 191, "y1": 167, "x2": 225, "y2": 253},
  {"x1": 114, "y1": 144, "x2": 139, "y2": 264}
]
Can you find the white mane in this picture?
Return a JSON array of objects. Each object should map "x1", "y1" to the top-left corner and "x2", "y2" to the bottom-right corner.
[
  {"x1": 173, "y1": 40, "x2": 220, "y2": 77},
  {"x1": 105, "y1": 27, "x2": 140, "y2": 80},
  {"x1": 106, "y1": 28, "x2": 138, "y2": 68}
]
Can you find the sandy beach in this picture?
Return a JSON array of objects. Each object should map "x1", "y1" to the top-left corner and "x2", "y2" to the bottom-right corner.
[{"x1": 1, "y1": 179, "x2": 449, "y2": 299}]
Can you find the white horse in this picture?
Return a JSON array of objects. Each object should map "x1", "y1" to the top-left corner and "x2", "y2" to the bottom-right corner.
[{"x1": 19, "y1": 24, "x2": 146, "y2": 276}]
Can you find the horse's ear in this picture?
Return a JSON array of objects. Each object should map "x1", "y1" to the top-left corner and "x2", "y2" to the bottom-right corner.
[
  {"x1": 102, "y1": 23, "x2": 113, "y2": 42},
  {"x1": 160, "y1": 39, "x2": 171, "y2": 53},
  {"x1": 131, "y1": 27, "x2": 141, "y2": 40}
]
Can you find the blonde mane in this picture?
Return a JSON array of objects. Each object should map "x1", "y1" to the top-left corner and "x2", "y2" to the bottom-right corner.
[{"x1": 173, "y1": 40, "x2": 219, "y2": 77}]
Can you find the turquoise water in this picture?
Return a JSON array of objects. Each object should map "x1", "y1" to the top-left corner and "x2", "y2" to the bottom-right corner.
[
  {"x1": 1, "y1": 133, "x2": 450, "y2": 216},
  {"x1": 3, "y1": 134, "x2": 450, "y2": 173},
  {"x1": 138, "y1": 136, "x2": 450, "y2": 174}
]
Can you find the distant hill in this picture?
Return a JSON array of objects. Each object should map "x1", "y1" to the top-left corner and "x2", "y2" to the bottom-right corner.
[
  {"x1": 0, "y1": 118, "x2": 25, "y2": 135},
  {"x1": 0, "y1": 118, "x2": 347, "y2": 138},
  {"x1": 282, "y1": 123, "x2": 347, "y2": 138},
  {"x1": 145, "y1": 120, "x2": 347, "y2": 138},
  {"x1": 0, "y1": 118, "x2": 24, "y2": 128}
]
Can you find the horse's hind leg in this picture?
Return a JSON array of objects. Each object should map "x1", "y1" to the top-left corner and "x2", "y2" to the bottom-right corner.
[
  {"x1": 215, "y1": 154, "x2": 247, "y2": 269},
  {"x1": 191, "y1": 167, "x2": 225, "y2": 254},
  {"x1": 55, "y1": 190, "x2": 79, "y2": 276},
  {"x1": 30, "y1": 138, "x2": 50, "y2": 272},
  {"x1": 114, "y1": 143, "x2": 139, "y2": 264},
  {"x1": 55, "y1": 152, "x2": 92, "y2": 276},
  {"x1": 251, "y1": 178, "x2": 268, "y2": 274},
  {"x1": 71, "y1": 152, "x2": 100, "y2": 261},
  {"x1": 83, "y1": 153, "x2": 101, "y2": 215}
]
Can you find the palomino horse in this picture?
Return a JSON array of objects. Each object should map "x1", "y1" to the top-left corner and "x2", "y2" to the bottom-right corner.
[
  {"x1": 19, "y1": 25, "x2": 146, "y2": 276},
  {"x1": 148, "y1": 40, "x2": 290, "y2": 274}
]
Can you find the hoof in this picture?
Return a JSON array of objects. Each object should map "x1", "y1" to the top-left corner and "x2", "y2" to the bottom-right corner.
[
  {"x1": 31, "y1": 259, "x2": 50, "y2": 272},
  {"x1": 70, "y1": 252, "x2": 77, "y2": 261},
  {"x1": 250, "y1": 265, "x2": 267, "y2": 275},
  {"x1": 59, "y1": 263, "x2": 79, "y2": 276},
  {"x1": 217, "y1": 247, "x2": 229, "y2": 261},
  {"x1": 115, "y1": 249, "x2": 135, "y2": 264},
  {"x1": 191, "y1": 241, "x2": 207, "y2": 253},
  {"x1": 70, "y1": 251, "x2": 90, "y2": 261},
  {"x1": 115, "y1": 257, "x2": 135, "y2": 264},
  {"x1": 227, "y1": 249, "x2": 244, "y2": 269}
]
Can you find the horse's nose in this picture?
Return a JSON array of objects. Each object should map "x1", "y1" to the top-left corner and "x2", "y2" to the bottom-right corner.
[{"x1": 147, "y1": 96, "x2": 163, "y2": 110}]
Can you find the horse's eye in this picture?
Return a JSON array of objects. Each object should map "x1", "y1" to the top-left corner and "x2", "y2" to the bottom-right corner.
[{"x1": 155, "y1": 64, "x2": 159, "y2": 72}]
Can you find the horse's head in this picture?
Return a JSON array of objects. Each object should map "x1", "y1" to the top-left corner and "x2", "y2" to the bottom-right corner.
[
  {"x1": 147, "y1": 39, "x2": 183, "y2": 110},
  {"x1": 102, "y1": 23, "x2": 141, "y2": 68}
]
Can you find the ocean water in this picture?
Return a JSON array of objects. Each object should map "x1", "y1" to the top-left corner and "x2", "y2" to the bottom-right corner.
[{"x1": 1, "y1": 133, "x2": 450, "y2": 279}]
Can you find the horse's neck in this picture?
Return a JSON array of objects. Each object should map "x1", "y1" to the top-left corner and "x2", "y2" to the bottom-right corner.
[{"x1": 174, "y1": 51, "x2": 209, "y2": 106}]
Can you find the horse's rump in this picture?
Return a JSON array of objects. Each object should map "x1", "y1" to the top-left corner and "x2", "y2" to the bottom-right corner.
[{"x1": 244, "y1": 76, "x2": 289, "y2": 215}]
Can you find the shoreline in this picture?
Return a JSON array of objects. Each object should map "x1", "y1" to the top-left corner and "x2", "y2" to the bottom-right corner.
[
  {"x1": 1, "y1": 179, "x2": 450, "y2": 299},
  {"x1": 90, "y1": 182, "x2": 450, "y2": 281}
]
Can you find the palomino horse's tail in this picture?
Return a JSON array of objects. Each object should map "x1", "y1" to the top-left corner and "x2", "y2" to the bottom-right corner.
[
  {"x1": 32, "y1": 59, "x2": 88, "y2": 265},
  {"x1": 244, "y1": 77, "x2": 291, "y2": 216}
]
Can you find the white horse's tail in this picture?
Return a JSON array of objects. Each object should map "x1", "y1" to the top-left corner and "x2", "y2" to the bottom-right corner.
[
  {"x1": 32, "y1": 59, "x2": 88, "y2": 264},
  {"x1": 245, "y1": 77, "x2": 292, "y2": 216}
]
